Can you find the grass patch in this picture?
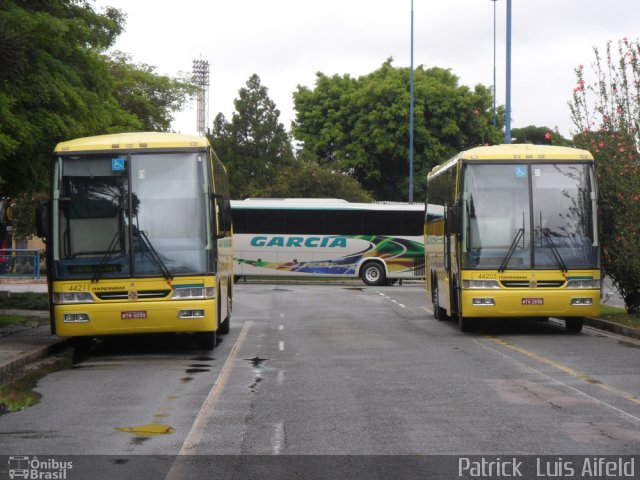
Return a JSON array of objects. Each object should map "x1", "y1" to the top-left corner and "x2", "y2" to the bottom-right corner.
[
  {"x1": 0, "y1": 292, "x2": 48, "y2": 310},
  {"x1": 598, "y1": 304, "x2": 640, "y2": 330},
  {"x1": 0, "y1": 315, "x2": 31, "y2": 327}
]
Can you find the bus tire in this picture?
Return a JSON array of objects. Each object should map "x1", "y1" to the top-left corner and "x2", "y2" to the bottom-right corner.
[
  {"x1": 218, "y1": 296, "x2": 231, "y2": 335},
  {"x1": 432, "y1": 274, "x2": 448, "y2": 320},
  {"x1": 360, "y1": 261, "x2": 386, "y2": 286},
  {"x1": 197, "y1": 331, "x2": 217, "y2": 350},
  {"x1": 458, "y1": 315, "x2": 473, "y2": 332},
  {"x1": 565, "y1": 317, "x2": 583, "y2": 333}
]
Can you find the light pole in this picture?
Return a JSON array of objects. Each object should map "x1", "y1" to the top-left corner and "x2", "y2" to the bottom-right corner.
[
  {"x1": 192, "y1": 59, "x2": 210, "y2": 136},
  {"x1": 409, "y1": 0, "x2": 415, "y2": 203},
  {"x1": 491, "y1": 0, "x2": 498, "y2": 128},
  {"x1": 505, "y1": 0, "x2": 512, "y2": 143}
]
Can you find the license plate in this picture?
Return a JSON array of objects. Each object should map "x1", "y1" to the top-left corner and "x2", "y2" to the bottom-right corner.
[
  {"x1": 521, "y1": 298, "x2": 544, "y2": 305},
  {"x1": 121, "y1": 311, "x2": 147, "y2": 319}
]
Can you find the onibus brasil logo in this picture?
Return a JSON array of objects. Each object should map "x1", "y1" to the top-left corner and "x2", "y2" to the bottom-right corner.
[{"x1": 7, "y1": 456, "x2": 73, "y2": 479}]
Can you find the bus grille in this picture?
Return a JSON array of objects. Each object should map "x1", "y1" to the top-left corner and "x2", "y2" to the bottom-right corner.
[
  {"x1": 95, "y1": 289, "x2": 172, "y2": 300},
  {"x1": 500, "y1": 280, "x2": 566, "y2": 288}
]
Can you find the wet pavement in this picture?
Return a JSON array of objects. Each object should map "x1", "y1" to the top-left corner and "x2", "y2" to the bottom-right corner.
[
  {"x1": 0, "y1": 280, "x2": 63, "y2": 385},
  {"x1": 0, "y1": 278, "x2": 637, "y2": 388}
]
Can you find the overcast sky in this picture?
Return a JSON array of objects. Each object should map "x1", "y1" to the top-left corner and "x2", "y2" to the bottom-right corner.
[{"x1": 94, "y1": 0, "x2": 639, "y2": 139}]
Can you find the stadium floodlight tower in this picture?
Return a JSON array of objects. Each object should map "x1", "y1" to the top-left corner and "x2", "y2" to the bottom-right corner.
[{"x1": 192, "y1": 59, "x2": 210, "y2": 136}]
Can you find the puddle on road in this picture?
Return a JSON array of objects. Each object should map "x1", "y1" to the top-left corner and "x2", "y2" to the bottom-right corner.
[
  {"x1": 245, "y1": 356, "x2": 268, "y2": 367},
  {"x1": 0, "y1": 352, "x2": 73, "y2": 416},
  {"x1": 116, "y1": 423, "x2": 175, "y2": 437},
  {"x1": 186, "y1": 368, "x2": 210, "y2": 374}
]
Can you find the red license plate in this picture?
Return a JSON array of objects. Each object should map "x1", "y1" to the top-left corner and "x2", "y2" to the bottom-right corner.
[
  {"x1": 121, "y1": 311, "x2": 147, "y2": 319},
  {"x1": 521, "y1": 298, "x2": 544, "y2": 305}
]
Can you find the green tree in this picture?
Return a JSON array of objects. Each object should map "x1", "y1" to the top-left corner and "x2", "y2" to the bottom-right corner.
[
  {"x1": 0, "y1": 1, "x2": 197, "y2": 237},
  {"x1": 108, "y1": 51, "x2": 197, "y2": 132},
  {"x1": 293, "y1": 59, "x2": 503, "y2": 200},
  {"x1": 570, "y1": 38, "x2": 640, "y2": 312},
  {"x1": 209, "y1": 74, "x2": 295, "y2": 198},
  {"x1": 511, "y1": 125, "x2": 571, "y2": 146},
  {"x1": 0, "y1": 0, "x2": 126, "y2": 195},
  {"x1": 254, "y1": 151, "x2": 374, "y2": 202}
]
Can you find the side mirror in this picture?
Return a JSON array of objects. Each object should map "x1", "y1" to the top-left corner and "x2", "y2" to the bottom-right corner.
[
  {"x1": 211, "y1": 194, "x2": 232, "y2": 235},
  {"x1": 35, "y1": 200, "x2": 49, "y2": 239},
  {"x1": 446, "y1": 203, "x2": 462, "y2": 236}
]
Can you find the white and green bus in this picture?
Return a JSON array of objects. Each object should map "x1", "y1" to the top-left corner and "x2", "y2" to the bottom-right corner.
[{"x1": 231, "y1": 198, "x2": 440, "y2": 286}]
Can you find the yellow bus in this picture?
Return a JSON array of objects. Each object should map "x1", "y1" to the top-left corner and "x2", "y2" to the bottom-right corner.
[
  {"x1": 425, "y1": 144, "x2": 600, "y2": 333},
  {"x1": 37, "y1": 132, "x2": 233, "y2": 349}
]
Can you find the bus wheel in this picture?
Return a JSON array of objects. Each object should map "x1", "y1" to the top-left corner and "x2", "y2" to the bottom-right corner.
[
  {"x1": 565, "y1": 317, "x2": 583, "y2": 333},
  {"x1": 197, "y1": 331, "x2": 217, "y2": 350},
  {"x1": 218, "y1": 295, "x2": 231, "y2": 335},
  {"x1": 458, "y1": 315, "x2": 473, "y2": 332},
  {"x1": 432, "y1": 276, "x2": 448, "y2": 320},
  {"x1": 360, "y1": 262, "x2": 386, "y2": 286}
]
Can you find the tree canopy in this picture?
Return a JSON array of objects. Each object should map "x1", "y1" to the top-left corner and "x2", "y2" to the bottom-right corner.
[
  {"x1": 210, "y1": 74, "x2": 373, "y2": 202},
  {"x1": 0, "y1": 0, "x2": 195, "y2": 196},
  {"x1": 292, "y1": 59, "x2": 503, "y2": 200}
]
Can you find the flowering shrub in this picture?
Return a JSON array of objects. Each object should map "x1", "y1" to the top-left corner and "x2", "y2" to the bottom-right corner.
[{"x1": 570, "y1": 38, "x2": 640, "y2": 312}]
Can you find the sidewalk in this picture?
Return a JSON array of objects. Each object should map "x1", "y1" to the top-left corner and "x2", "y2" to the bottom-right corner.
[{"x1": 0, "y1": 280, "x2": 68, "y2": 385}]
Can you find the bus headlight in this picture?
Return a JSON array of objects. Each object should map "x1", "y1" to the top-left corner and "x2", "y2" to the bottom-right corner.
[
  {"x1": 566, "y1": 279, "x2": 600, "y2": 289},
  {"x1": 171, "y1": 287, "x2": 215, "y2": 300},
  {"x1": 54, "y1": 292, "x2": 94, "y2": 304},
  {"x1": 462, "y1": 280, "x2": 500, "y2": 289}
]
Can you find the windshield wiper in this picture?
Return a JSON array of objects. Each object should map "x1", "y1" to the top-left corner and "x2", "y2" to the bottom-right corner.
[
  {"x1": 92, "y1": 230, "x2": 122, "y2": 283},
  {"x1": 541, "y1": 228, "x2": 568, "y2": 272},
  {"x1": 134, "y1": 226, "x2": 173, "y2": 280},
  {"x1": 498, "y1": 228, "x2": 524, "y2": 272}
]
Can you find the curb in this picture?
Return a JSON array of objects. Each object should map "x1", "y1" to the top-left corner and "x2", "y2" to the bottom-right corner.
[
  {"x1": 0, "y1": 328, "x2": 68, "y2": 386},
  {"x1": 584, "y1": 316, "x2": 640, "y2": 340}
]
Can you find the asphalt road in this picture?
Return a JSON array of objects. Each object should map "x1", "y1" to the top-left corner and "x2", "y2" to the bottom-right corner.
[{"x1": 1, "y1": 282, "x2": 639, "y2": 478}]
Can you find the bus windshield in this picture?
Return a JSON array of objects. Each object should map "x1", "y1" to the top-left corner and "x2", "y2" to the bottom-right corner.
[
  {"x1": 462, "y1": 162, "x2": 598, "y2": 270},
  {"x1": 53, "y1": 152, "x2": 212, "y2": 280}
]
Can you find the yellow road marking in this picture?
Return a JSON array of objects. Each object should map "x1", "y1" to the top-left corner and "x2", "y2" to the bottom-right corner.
[{"x1": 487, "y1": 336, "x2": 640, "y2": 407}]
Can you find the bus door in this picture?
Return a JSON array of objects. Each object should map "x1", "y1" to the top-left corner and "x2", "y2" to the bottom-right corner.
[{"x1": 444, "y1": 202, "x2": 462, "y2": 317}]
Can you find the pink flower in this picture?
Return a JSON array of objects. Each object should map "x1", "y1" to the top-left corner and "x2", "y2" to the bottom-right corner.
[{"x1": 544, "y1": 132, "x2": 551, "y2": 140}]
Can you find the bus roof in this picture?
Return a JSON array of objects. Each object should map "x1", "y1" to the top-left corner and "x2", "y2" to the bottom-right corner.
[
  {"x1": 429, "y1": 144, "x2": 594, "y2": 179},
  {"x1": 231, "y1": 198, "x2": 432, "y2": 213},
  {"x1": 54, "y1": 132, "x2": 208, "y2": 153}
]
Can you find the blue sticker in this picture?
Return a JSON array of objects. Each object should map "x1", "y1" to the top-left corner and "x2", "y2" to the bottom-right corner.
[
  {"x1": 514, "y1": 166, "x2": 527, "y2": 178},
  {"x1": 112, "y1": 158, "x2": 125, "y2": 171}
]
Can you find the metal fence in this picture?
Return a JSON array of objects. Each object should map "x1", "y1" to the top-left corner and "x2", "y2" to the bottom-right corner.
[{"x1": 0, "y1": 249, "x2": 42, "y2": 279}]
